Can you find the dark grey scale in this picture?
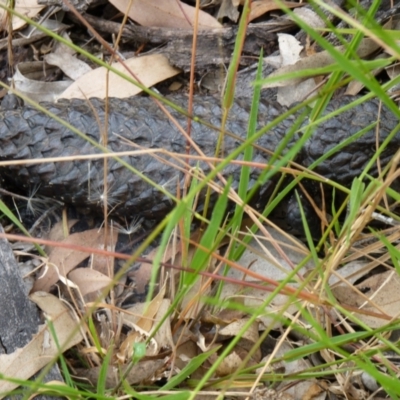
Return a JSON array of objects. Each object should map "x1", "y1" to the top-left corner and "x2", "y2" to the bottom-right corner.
[
  {"x1": 301, "y1": 98, "x2": 400, "y2": 186},
  {"x1": 0, "y1": 93, "x2": 398, "y2": 236}
]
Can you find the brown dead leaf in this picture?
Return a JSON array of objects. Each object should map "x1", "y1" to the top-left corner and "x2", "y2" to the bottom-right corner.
[
  {"x1": 302, "y1": 381, "x2": 326, "y2": 400},
  {"x1": 172, "y1": 325, "x2": 198, "y2": 371},
  {"x1": 219, "y1": 319, "x2": 261, "y2": 362},
  {"x1": 218, "y1": 318, "x2": 259, "y2": 345},
  {"x1": 0, "y1": 0, "x2": 45, "y2": 31},
  {"x1": 272, "y1": 342, "x2": 319, "y2": 399},
  {"x1": 45, "y1": 52, "x2": 92, "y2": 81},
  {"x1": 109, "y1": 0, "x2": 221, "y2": 29},
  {"x1": 265, "y1": 29, "x2": 314, "y2": 106},
  {"x1": 0, "y1": 292, "x2": 83, "y2": 397},
  {"x1": 333, "y1": 270, "x2": 400, "y2": 328},
  {"x1": 289, "y1": 7, "x2": 325, "y2": 30},
  {"x1": 206, "y1": 308, "x2": 246, "y2": 325},
  {"x1": 219, "y1": 228, "x2": 312, "y2": 328},
  {"x1": 152, "y1": 299, "x2": 174, "y2": 351},
  {"x1": 118, "y1": 283, "x2": 167, "y2": 362},
  {"x1": 345, "y1": 54, "x2": 387, "y2": 96},
  {"x1": 135, "y1": 236, "x2": 183, "y2": 284},
  {"x1": 76, "y1": 359, "x2": 165, "y2": 389},
  {"x1": 68, "y1": 268, "x2": 113, "y2": 297},
  {"x1": 122, "y1": 298, "x2": 174, "y2": 353},
  {"x1": 131, "y1": 230, "x2": 204, "y2": 299},
  {"x1": 179, "y1": 276, "x2": 212, "y2": 320},
  {"x1": 32, "y1": 228, "x2": 117, "y2": 293},
  {"x1": 137, "y1": 282, "x2": 166, "y2": 333},
  {"x1": 173, "y1": 333, "x2": 198, "y2": 371},
  {"x1": 60, "y1": 54, "x2": 181, "y2": 100},
  {"x1": 217, "y1": 0, "x2": 239, "y2": 22},
  {"x1": 205, "y1": 319, "x2": 261, "y2": 377},
  {"x1": 249, "y1": 1, "x2": 301, "y2": 22},
  {"x1": 12, "y1": 61, "x2": 72, "y2": 103},
  {"x1": 277, "y1": 33, "x2": 303, "y2": 66},
  {"x1": 214, "y1": 350, "x2": 242, "y2": 377},
  {"x1": 344, "y1": 20, "x2": 393, "y2": 95},
  {"x1": 46, "y1": 220, "x2": 79, "y2": 250},
  {"x1": 264, "y1": 38, "x2": 381, "y2": 89}
]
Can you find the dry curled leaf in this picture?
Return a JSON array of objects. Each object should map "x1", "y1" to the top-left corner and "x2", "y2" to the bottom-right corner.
[
  {"x1": 221, "y1": 227, "x2": 312, "y2": 328},
  {"x1": 109, "y1": 0, "x2": 222, "y2": 29},
  {"x1": 217, "y1": 0, "x2": 239, "y2": 22},
  {"x1": 68, "y1": 268, "x2": 113, "y2": 297},
  {"x1": 0, "y1": 292, "x2": 83, "y2": 398},
  {"x1": 333, "y1": 270, "x2": 400, "y2": 328},
  {"x1": 45, "y1": 52, "x2": 92, "y2": 82},
  {"x1": 118, "y1": 283, "x2": 168, "y2": 362},
  {"x1": 249, "y1": 0, "x2": 301, "y2": 22},
  {"x1": 32, "y1": 228, "x2": 117, "y2": 293},
  {"x1": 264, "y1": 38, "x2": 381, "y2": 89},
  {"x1": 0, "y1": 0, "x2": 45, "y2": 31},
  {"x1": 60, "y1": 54, "x2": 181, "y2": 100},
  {"x1": 209, "y1": 318, "x2": 261, "y2": 376},
  {"x1": 214, "y1": 350, "x2": 242, "y2": 376},
  {"x1": 75, "y1": 359, "x2": 166, "y2": 388},
  {"x1": 12, "y1": 61, "x2": 72, "y2": 103}
]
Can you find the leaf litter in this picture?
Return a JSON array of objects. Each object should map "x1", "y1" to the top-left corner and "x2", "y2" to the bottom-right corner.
[
  {"x1": 2, "y1": 0, "x2": 400, "y2": 398},
  {"x1": 108, "y1": 0, "x2": 222, "y2": 29},
  {"x1": 0, "y1": 292, "x2": 83, "y2": 398}
]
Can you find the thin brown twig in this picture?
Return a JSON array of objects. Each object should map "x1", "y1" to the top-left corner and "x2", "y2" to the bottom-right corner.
[{"x1": 0, "y1": 231, "x2": 394, "y2": 322}]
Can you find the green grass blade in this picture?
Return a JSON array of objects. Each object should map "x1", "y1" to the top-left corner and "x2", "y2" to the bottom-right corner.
[
  {"x1": 294, "y1": 191, "x2": 319, "y2": 264},
  {"x1": 231, "y1": 50, "x2": 263, "y2": 226},
  {"x1": 97, "y1": 346, "x2": 113, "y2": 395},
  {"x1": 342, "y1": 178, "x2": 365, "y2": 240},
  {"x1": 223, "y1": 0, "x2": 250, "y2": 108},
  {"x1": 161, "y1": 347, "x2": 220, "y2": 390},
  {"x1": 186, "y1": 178, "x2": 231, "y2": 286}
]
